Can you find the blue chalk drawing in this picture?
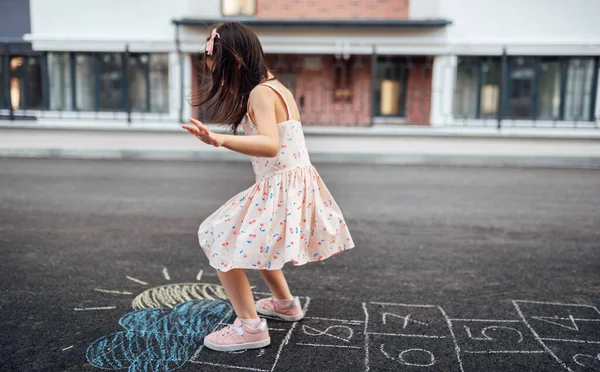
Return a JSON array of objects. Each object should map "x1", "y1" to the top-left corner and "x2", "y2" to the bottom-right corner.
[{"x1": 86, "y1": 300, "x2": 233, "y2": 372}]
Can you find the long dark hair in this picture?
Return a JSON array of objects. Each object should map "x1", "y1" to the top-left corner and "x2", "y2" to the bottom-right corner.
[{"x1": 194, "y1": 22, "x2": 271, "y2": 133}]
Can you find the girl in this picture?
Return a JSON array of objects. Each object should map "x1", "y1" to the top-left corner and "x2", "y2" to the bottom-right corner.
[{"x1": 182, "y1": 22, "x2": 354, "y2": 352}]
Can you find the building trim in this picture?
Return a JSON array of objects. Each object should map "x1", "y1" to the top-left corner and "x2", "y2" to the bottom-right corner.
[{"x1": 172, "y1": 18, "x2": 451, "y2": 28}]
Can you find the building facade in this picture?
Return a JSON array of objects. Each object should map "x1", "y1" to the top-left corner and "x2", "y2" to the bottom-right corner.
[{"x1": 2, "y1": 0, "x2": 599, "y2": 129}]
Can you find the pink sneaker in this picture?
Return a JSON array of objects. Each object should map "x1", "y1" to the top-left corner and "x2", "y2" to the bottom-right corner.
[
  {"x1": 256, "y1": 297, "x2": 304, "y2": 321},
  {"x1": 203, "y1": 318, "x2": 270, "y2": 352}
]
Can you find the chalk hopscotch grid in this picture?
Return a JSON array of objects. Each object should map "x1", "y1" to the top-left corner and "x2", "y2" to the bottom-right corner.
[
  {"x1": 363, "y1": 301, "x2": 465, "y2": 372},
  {"x1": 81, "y1": 273, "x2": 600, "y2": 372},
  {"x1": 192, "y1": 296, "x2": 311, "y2": 372},
  {"x1": 512, "y1": 300, "x2": 600, "y2": 372}
]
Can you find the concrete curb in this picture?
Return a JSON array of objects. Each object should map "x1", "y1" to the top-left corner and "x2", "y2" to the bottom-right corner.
[
  {"x1": 2, "y1": 148, "x2": 599, "y2": 169},
  {"x1": 2, "y1": 121, "x2": 600, "y2": 140}
]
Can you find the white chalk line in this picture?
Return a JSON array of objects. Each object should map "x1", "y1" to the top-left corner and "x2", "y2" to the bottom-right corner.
[
  {"x1": 540, "y1": 338, "x2": 600, "y2": 345},
  {"x1": 463, "y1": 350, "x2": 546, "y2": 354},
  {"x1": 93, "y1": 289, "x2": 133, "y2": 295},
  {"x1": 369, "y1": 301, "x2": 437, "y2": 308},
  {"x1": 362, "y1": 302, "x2": 370, "y2": 372},
  {"x1": 297, "y1": 343, "x2": 362, "y2": 349},
  {"x1": 573, "y1": 353, "x2": 600, "y2": 368},
  {"x1": 512, "y1": 300, "x2": 574, "y2": 372},
  {"x1": 253, "y1": 291, "x2": 273, "y2": 296},
  {"x1": 513, "y1": 300, "x2": 600, "y2": 314},
  {"x1": 270, "y1": 296, "x2": 311, "y2": 372},
  {"x1": 61, "y1": 345, "x2": 74, "y2": 351},
  {"x1": 194, "y1": 362, "x2": 268, "y2": 372},
  {"x1": 162, "y1": 267, "x2": 170, "y2": 281},
  {"x1": 303, "y1": 324, "x2": 353, "y2": 343},
  {"x1": 449, "y1": 318, "x2": 521, "y2": 323},
  {"x1": 74, "y1": 306, "x2": 117, "y2": 311},
  {"x1": 196, "y1": 269, "x2": 204, "y2": 281},
  {"x1": 380, "y1": 345, "x2": 436, "y2": 367},
  {"x1": 382, "y1": 312, "x2": 428, "y2": 328},
  {"x1": 365, "y1": 332, "x2": 446, "y2": 339},
  {"x1": 304, "y1": 316, "x2": 364, "y2": 324},
  {"x1": 532, "y1": 315, "x2": 579, "y2": 331},
  {"x1": 439, "y1": 306, "x2": 465, "y2": 372},
  {"x1": 125, "y1": 275, "x2": 148, "y2": 286},
  {"x1": 464, "y1": 325, "x2": 524, "y2": 344}
]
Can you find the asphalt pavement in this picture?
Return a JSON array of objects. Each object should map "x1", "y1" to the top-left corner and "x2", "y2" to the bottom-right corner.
[{"x1": 0, "y1": 158, "x2": 598, "y2": 372}]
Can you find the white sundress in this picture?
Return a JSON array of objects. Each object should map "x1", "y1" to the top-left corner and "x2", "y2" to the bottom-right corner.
[{"x1": 198, "y1": 83, "x2": 354, "y2": 271}]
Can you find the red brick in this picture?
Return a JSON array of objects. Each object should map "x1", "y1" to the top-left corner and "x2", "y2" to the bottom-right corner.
[
  {"x1": 405, "y1": 57, "x2": 433, "y2": 125},
  {"x1": 256, "y1": 0, "x2": 409, "y2": 20}
]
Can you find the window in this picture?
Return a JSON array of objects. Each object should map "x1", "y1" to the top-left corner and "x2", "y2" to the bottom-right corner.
[
  {"x1": 0, "y1": 56, "x2": 5, "y2": 109},
  {"x1": 75, "y1": 54, "x2": 94, "y2": 110},
  {"x1": 222, "y1": 0, "x2": 255, "y2": 16},
  {"x1": 149, "y1": 54, "x2": 169, "y2": 113},
  {"x1": 454, "y1": 56, "x2": 599, "y2": 121},
  {"x1": 454, "y1": 57, "x2": 478, "y2": 118},
  {"x1": 48, "y1": 53, "x2": 72, "y2": 111},
  {"x1": 507, "y1": 57, "x2": 535, "y2": 119},
  {"x1": 128, "y1": 54, "x2": 149, "y2": 111},
  {"x1": 374, "y1": 56, "x2": 407, "y2": 117},
  {"x1": 7, "y1": 56, "x2": 43, "y2": 110},
  {"x1": 333, "y1": 57, "x2": 353, "y2": 102},
  {"x1": 538, "y1": 59, "x2": 561, "y2": 120},
  {"x1": 564, "y1": 58, "x2": 595, "y2": 121},
  {"x1": 480, "y1": 58, "x2": 501, "y2": 118},
  {"x1": 43, "y1": 52, "x2": 169, "y2": 113},
  {"x1": 454, "y1": 57, "x2": 501, "y2": 119},
  {"x1": 98, "y1": 53, "x2": 123, "y2": 111}
]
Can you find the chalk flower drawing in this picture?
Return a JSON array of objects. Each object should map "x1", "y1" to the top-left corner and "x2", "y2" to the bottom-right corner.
[
  {"x1": 86, "y1": 300, "x2": 233, "y2": 371},
  {"x1": 82, "y1": 269, "x2": 234, "y2": 371}
]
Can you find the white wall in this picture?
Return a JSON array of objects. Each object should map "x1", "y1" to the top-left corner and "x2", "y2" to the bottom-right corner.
[
  {"x1": 409, "y1": 0, "x2": 441, "y2": 19},
  {"x1": 28, "y1": 0, "x2": 220, "y2": 51},
  {"x1": 439, "y1": 0, "x2": 600, "y2": 55}
]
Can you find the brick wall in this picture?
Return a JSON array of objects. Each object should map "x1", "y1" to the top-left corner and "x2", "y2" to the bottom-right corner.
[
  {"x1": 191, "y1": 53, "x2": 433, "y2": 127},
  {"x1": 256, "y1": 0, "x2": 409, "y2": 19},
  {"x1": 405, "y1": 57, "x2": 433, "y2": 125},
  {"x1": 267, "y1": 54, "x2": 372, "y2": 126}
]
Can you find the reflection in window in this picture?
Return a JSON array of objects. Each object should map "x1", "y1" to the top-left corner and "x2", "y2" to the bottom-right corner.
[
  {"x1": 564, "y1": 58, "x2": 595, "y2": 121},
  {"x1": 480, "y1": 58, "x2": 501, "y2": 118},
  {"x1": 9, "y1": 57, "x2": 23, "y2": 109},
  {"x1": 222, "y1": 0, "x2": 255, "y2": 16},
  {"x1": 454, "y1": 57, "x2": 478, "y2": 118},
  {"x1": 8, "y1": 56, "x2": 43, "y2": 110},
  {"x1": 149, "y1": 54, "x2": 169, "y2": 113},
  {"x1": 538, "y1": 60, "x2": 561, "y2": 119},
  {"x1": 374, "y1": 56, "x2": 406, "y2": 117},
  {"x1": 48, "y1": 53, "x2": 72, "y2": 111},
  {"x1": 75, "y1": 54, "x2": 94, "y2": 110},
  {"x1": 98, "y1": 54, "x2": 122, "y2": 110},
  {"x1": 507, "y1": 57, "x2": 535, "y2": 119}
]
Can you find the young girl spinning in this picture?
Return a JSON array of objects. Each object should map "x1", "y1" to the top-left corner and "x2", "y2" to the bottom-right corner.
[{"x1": 182, "y1": 22, "x2": 354, "y2": 352}]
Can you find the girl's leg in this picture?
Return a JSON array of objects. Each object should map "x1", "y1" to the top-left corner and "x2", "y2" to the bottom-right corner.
[
  {"x1": 259, "y1": 269, "x2": 293, "y2": 299},
  {"x1": 217, "y1": 269, "x2": 258, "y2": 319}
]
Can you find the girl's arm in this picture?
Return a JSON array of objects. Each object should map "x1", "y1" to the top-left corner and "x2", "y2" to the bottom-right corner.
[{"x1": 182, "y1": 86, "x2": 280, "y2": 158}]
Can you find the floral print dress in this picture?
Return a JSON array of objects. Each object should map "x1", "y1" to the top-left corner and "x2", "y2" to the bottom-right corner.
[{"x1": 198, "y1": 83, "x2": 354, "y2": 271}]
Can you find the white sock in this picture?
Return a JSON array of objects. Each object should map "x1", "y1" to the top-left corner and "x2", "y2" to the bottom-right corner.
[
  {"x1": 274, "y1": 296, "x2": 295, "y2": 307},
  {"x1": 239, "y1": 317, "x2": 262, "y2": 327}
]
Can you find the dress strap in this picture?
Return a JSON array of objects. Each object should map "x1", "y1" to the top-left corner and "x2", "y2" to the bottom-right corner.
[{"x1": 260, "y1": 83, "x2": 292, "y2": 121}]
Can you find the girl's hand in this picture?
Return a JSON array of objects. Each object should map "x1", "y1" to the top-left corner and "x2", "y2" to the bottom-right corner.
[{"x1": 182, "y1": 118, "x2": 224, "y2": 147}]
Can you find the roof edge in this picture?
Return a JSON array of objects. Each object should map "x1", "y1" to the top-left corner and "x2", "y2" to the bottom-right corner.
[{"x1": 172, "y1": 18, "x2": 452, "y2": 28}]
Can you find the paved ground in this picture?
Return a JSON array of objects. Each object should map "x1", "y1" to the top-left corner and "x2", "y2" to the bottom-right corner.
[{"x1": 0, "y1": 158, "x2": 599, "y2": 372}]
